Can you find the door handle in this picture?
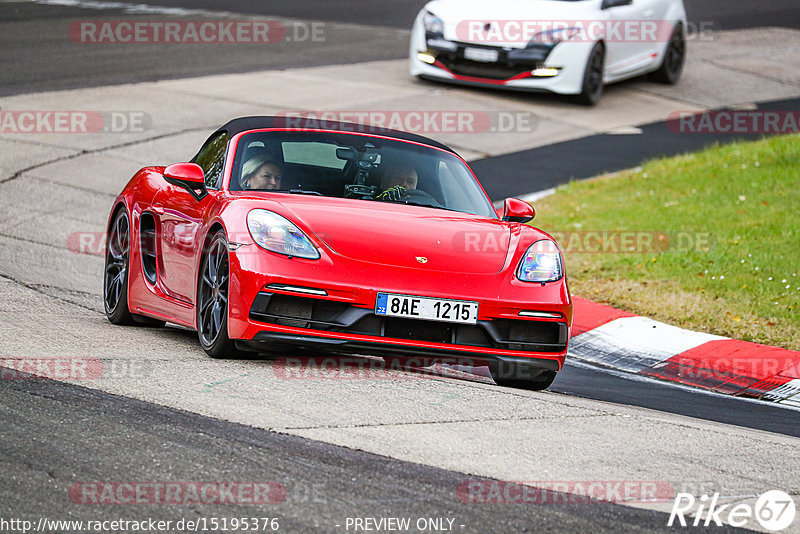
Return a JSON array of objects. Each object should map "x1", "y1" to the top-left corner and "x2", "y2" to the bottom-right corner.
[{"x1": 643, "y1": 9, "x2": 654, "y2": 17}]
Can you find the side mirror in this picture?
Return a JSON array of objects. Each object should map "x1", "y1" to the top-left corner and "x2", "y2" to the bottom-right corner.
[
  {"x1": 502, "y1": 198, "x2": 535, "y2": 223},
  {"x1": 163, "y1": 163, "x2": 207, "y2": 201},
  {"x1": 601, "y1": 0, "x2": 633, "y2": 9}
]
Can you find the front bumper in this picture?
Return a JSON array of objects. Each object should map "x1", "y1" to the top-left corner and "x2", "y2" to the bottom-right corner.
[
  {"x1": 237, "y1": 331, "x2": 561, "y2": 374},
  {"x1": 226, "y1": 246, "x2": 572, "y2": 371},
  {"x1": 408, "y1": 23, "x2": 592, "y2": 95}
]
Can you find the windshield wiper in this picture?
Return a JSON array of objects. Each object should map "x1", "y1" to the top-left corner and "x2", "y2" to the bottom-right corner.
[
  {"x1": 287, "y1": 189, "x2": 323, "y2": 196},
  {"x1": 402, "y1": 200, "x2": 459, "y2": 212}
]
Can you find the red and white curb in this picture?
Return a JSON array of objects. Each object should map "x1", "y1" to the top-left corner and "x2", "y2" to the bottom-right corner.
[{"x1": 569, "y1": 297, "x2": 800, "y2": 407}]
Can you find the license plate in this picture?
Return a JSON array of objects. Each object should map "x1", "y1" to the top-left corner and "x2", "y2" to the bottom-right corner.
[
  {"x1": 375, "y1": 293, "x2": 479, "y2": 325},
  {"x1": 463, "y1": 47, "x2": 499, "y2": 63}
]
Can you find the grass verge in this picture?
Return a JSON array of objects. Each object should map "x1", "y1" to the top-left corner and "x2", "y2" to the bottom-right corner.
[{"x1": 532, "y1": 134, "x2": 800, "y2": 350}]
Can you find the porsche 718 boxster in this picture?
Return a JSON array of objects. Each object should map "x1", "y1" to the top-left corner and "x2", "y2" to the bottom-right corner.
[{"x1": 104, "y1": 117, "x2": 572, "y2": 389}]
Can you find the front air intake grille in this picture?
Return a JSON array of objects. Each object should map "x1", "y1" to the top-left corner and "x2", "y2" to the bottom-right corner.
[
  {"x1": 266, "y1": 294, "x2": 313, "y2": 319},
  {"x1": 495, "y1": 319, "x2": 562, "y2": 344},
  {"x1": 441, "y1": 58, "x2": 529, "y2": 80},
  {"x1": 384, "y1": 318, "x2": 452, "y2": 345},
  {"x1": 432, "y1": 42, "x2": 552, "y2": 81},
  {"x1": 249, "y1": 292, "x2": 567, "y2": 352}
]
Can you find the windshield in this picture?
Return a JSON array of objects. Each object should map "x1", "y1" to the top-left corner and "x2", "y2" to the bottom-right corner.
[{"x1": 230, "y1": 131, "x2": 497, "y2": 218}]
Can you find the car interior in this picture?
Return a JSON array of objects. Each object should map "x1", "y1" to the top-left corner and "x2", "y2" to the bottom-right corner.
[
  {"x1": 227, "y1": 132, "x2": 496, "y2": 218},
  {"x1": 233, "y1": 136, "x2": 445, "y2": 203}
]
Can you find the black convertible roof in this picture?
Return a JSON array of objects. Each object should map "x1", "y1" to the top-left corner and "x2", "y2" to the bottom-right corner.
[{"x1": 217, "y1": 116, "x2": 456, "y2": 153}]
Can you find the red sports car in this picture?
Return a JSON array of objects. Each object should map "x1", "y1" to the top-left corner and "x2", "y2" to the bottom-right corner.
[{"x1": 104, "y1": 117, "x2": 572, "y2": 389}]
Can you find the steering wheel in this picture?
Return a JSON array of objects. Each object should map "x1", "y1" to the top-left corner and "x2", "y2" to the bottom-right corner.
[{"x1": 401, "y1": 188, "x2": 440, "y2": 206}]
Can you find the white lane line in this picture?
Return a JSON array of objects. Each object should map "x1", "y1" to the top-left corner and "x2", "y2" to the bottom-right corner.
[
  {"x1": 606, "y1": 126, "x2": 644, "y2": 135},
  {"x1": 493, "y1": 187, "x2": 556, "y2": 208},
  {"x1": 27, "y1": 0, "x2": 241, "y2": 17},
  {"x1": 519, "y1": 187, "x2": 557, "y2": 203}
]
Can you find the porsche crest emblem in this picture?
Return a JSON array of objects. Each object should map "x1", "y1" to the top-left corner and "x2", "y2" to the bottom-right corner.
[{"x1": 416, "y1": 256, "x2": 428, "y2": 264}]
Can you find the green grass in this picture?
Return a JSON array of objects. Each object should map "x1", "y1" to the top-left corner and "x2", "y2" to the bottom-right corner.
[{"x1": 532, "y1": 134, "x2": 800, "y2": 350}]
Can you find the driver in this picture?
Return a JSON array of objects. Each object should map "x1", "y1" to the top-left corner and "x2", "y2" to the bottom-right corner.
[
  {"x1": 376, "y1": 163, "x2": 418, "y2": 201},
  {"x1": 240, "y1": 156, "x2": 283, "y2": 190}
]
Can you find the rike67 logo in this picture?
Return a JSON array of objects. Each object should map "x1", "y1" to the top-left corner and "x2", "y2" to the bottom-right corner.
[{"x1": 669, "y1": 490, "x2": 796, "y2": 531}]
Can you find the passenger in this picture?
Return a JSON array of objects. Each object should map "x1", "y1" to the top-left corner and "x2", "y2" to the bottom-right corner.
[{"x1": 240, "y1": 156, "x2": 283, "y2": 190}]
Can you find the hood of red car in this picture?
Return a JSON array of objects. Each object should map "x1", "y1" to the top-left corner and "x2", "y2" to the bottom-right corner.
[{"x1": 273, "y1": 196, "x2": 513, "y2": 274}]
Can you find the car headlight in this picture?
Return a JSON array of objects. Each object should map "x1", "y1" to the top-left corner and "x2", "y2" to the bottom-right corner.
[
  {"x1": 423, "y1": 11, "x2": 444, "y2": 36},
  {"x1": 516, "y1": 240, "x2": 563, "y2": 283},
  {"x1": 530, "y1": 27, "x2": 582, "y2": 46},
  {"x1": 246, "y1": 209, "x2": 320, "y2": 260}
]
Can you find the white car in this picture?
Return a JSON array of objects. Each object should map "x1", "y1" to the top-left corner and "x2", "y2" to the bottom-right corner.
[{"x1": 409, "y1": 0, "x2": 687, "y2": 105}]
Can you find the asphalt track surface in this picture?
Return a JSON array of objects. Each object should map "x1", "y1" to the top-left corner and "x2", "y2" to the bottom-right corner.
[
  {"x1": 553, "y1": 362, "x2": 800, "y2": 439},
  {"x1": 31, "y1": 0, "x2": 800, "y2": 31},
  {"x1": 3, "y1": 374, "x2": 744, "y2": 534},
  {"x1": 2, "y1": 0, "x2": 800, "y2": 96},
  {"x1": 473, "y1": 96, "x2": 800, "y2": 199},
  {"x1": 0, "y1": 1, "x2": 411, "y2": 97},
  {"x1": 1, "y1": 2, "x2": 798, "y2": 532}
]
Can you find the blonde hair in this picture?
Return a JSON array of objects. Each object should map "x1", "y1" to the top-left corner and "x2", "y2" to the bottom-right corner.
[{"x1": 240, "y1": 156, "x2": 281, "y2": 188}]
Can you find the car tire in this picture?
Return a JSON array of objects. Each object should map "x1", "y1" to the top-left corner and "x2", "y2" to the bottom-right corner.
[
  {"x1": 197, "y1": 230, "x2": 242, "y2": 359},
  {"x1": 489, "y1": 362, "x2": 557, "y2": 391},
  {"x1": 576, "y1": 42, "x2": 605, "y2": 106},
  {"x1": 104, "y1": 209, "x2": 137, "y2": 325},
  {"x1": 104, "y1": 208, "x2": 167, "y2": 327},
  {"x1": 650, "y1": 23, "x2": 685, "y2": 85}
]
